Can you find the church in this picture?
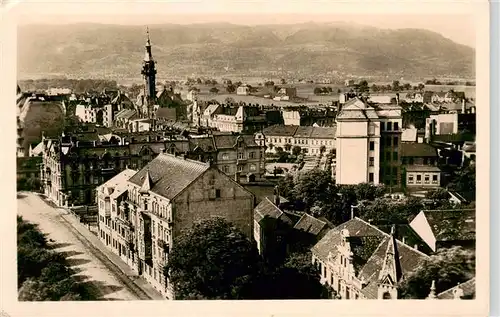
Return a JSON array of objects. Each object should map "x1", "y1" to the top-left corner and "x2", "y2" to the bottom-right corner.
[{"x1": 134, "y1": 28, "x2": 186, "y2": 122}]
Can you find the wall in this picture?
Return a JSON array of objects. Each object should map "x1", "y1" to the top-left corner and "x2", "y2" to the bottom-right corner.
[
  {"x1": 336, "y1": 137, "x2": 369, "y2": 184},
  {"x1": 173, "y1": 168, "x2": 255, "y2": 238}
]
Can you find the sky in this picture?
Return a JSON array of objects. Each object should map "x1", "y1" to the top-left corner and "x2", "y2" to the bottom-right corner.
[{"x1": 10, "y1": 1, "x2": 478, "y2": 47}]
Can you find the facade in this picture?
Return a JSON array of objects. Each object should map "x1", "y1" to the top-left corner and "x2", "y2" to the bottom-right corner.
[
  {"x1": 335, "y1": 98, "x2": 381, "y2": 185},
  {"x1": 236, "y1": 85, "x2": 250, "y2": 95},
  {"x1": 75, "y1": 103, "x2": 114, "y2": 127},
  {"x1": 400, "y1": 142, "x2": 440, "y2": 188},
  {"x1": 335, "y1": 98, "x2": 403, "y2": 186},
  {"x1": 311, "y1": 218, "x2": 429, "y2": 299},
  {"x1": 259, "y1": 125, "x2": 336, "y2": 156},
  {"x1": 282, "y1": 108, "x2": 336, "y2": 126},
  {"x1": 97, "y1": 153, "x2": 255, "y2": 298},
  {"x1": 40, "y1": 129, "x2": 266, "y2": 207},
  {"x1": 199, "y1": 103, "x2": 268, "y2": 133}
]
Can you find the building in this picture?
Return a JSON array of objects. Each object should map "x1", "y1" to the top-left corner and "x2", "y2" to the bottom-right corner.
[
  {"x1": 254, "y1": 196, "x2": 294, "y2": 263},
  {"x1": 376, "y1": 104, "x2": 403, "y2": 188},
  {"x1": 311, "y1": 218, "x2": 429, "y2": 299},
  {"x1": 40, "y1": 129, "x2": 266, "y2": 207},
  {"x1": 335, "y1": 98, "x2": 381, "y2": 185},
  {"x1": 409, "y1": 209, "x2": 475, "y2": 252},
  {"x1": 236, "y1": 85, "x2": 250, "y2": 95},
  {"x1": 199, "y1": 103, "x2": 268, "y2": 133},
  {"x1": 97, "y1": 153, "x2": 255, "y2": 298},
  {"x1": 75, "y1": 103, "x2": 114, "y2": 127},
  {"x1": 282, "y1": 108, "x2": 336, "y2": 126},
  {"x1": 259, "y1": 125, "x2": 336, "y2": 156},
  {"x1": 425, "y1": 113, "x2": 459, "y2": 138},
  {"x1": 400, "y1": 142, "x2": 440, "y2": 188},
  {"x1": 276, "y1": 87, "x2": 297, "y2": 100}
]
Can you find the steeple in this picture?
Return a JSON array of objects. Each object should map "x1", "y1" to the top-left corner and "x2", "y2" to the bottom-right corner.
[
  {"x1": 377, "y1": 225, "x2": 402, "y2": 299},
  {"x1": 141, "y1": 26, "x2": 157, "y2": 118},
  {"x1": 427, "y1": 280, "x2": 437, "y2": 299},
  {"x1": 139, "y1": 169, "x2": 153, "y2": 194}
]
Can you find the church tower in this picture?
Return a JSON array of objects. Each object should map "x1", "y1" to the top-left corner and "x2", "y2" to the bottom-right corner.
[
  {"x1": 377, "y1": 225, "x2": 402, "y2": 299},
  {"x1": 141, "y1": 27, "x2": 157, "y2": 118}
]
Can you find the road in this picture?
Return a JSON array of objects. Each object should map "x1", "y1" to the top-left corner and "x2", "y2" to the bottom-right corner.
[{"x1": 17, "y1": 192, "x2": 142, "y2": 301}]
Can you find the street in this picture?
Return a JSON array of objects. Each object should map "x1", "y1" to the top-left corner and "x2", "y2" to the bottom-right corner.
[{"x1": 17, "y1": 192, "x2": 142, "y2": 301}]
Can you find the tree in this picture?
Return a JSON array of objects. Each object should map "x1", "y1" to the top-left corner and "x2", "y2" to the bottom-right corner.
[
  {"x1": 371, "y1": 84, "x2": 379, "y2": 92},
  {"x1": 209, "y1": 87, "x2": 219, "y2": 94},
  {"x1": 292, "y1": 146, "x2": 302, "y2": 157},
  {"x1": 358, "y1": 80, "x2": 369, "y2": 93},
  {"x1": 196, "y1": 78, "x2": 202, "y2": 84},
  {"x1": 392, "y1": 80, "x2": 400, "y2": 91},
  {"x1": 399, "y1": 247, "x2": 475, "y2": 299},
  {"x1": 226, "y1": 84, "x2": 236, "y2": 93},
  {"x1": 313, "y1": 87, "x2": 322, "y2": 95},
  {"x1": 224, "y1": 97, "x2": 235, "y2": 104},
  {"x1": 449, "y1": 163, "x2": 476, "y2": 200},
  {"x1": 284, "y1": 143, "x2": 292, "y2": 152},
  {"x1": 425, "y1": 188, "x2": 450, "y2": 201},
  {"x1": 280, "y1": 78, "x2": 287, "y2": 85},
  {"x1": 294, "y1": 169, "x2": 335, "y2": 210},
  {"x1": 417, "y1": 83, "x2": 425, "y2": 91},
  {"x1": 164, "y1": 218, "x2": 260, "y2": 299},
  {"x1": 319, "y1": 145, "x2": 326, "y2": 154},
  {"x1": 276, "y1": 174, "x2": 295, "y2": 201}
]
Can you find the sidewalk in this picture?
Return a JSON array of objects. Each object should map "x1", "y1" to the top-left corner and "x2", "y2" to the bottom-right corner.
[{"x1": 55, "y1": 207, "x2": 165, "y2": 300}]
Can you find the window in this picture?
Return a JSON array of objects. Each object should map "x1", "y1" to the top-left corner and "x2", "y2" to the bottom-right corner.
[
  {"x1": 408, "y1": 175, "x2": 414, "y2": 184},
  {"x1": 424, "y1": 175, "x2": 430, "y2": 184},
  {"x1": 369, "y1": 173, "x2": 374, "y2": 183},
  {"x1": 369, "y1": 157, "x2": 374, "y2": 167},
  {"x1": 393, "y1": 137, "x2": 399, "y2": 146},
  {"x1": 238, "y1": 165, "x2": 243, "y2": 172},
  {"x1": 369, "y1": 141, "x2": 375, "y2": 151},
  {"x1": 249, "y1": 152, "x2": 255, "y2": 159},
  {"x1": 394, "y1": 122, "x2": 399, "y2": 131},
  {"x1": 386, "y1": 137, "x2": 392, "y2": 146},
  {"x1": 432, "y1": 175, "x2": 438, "y2": 182},
  {"x1": 386, "y1": 152, "x2": 391, "y2": 161},
  {"x1": 223, "y1": 165, "x2": 229, "y2": 173},
  {"x1": 416, "y1": 175, "x2": 422, "y2": 183},
  {"x1": 393, "y1": 152, "x2": 398, "y2": 161},
  {"x1": 215, "y1": 189, "x2": 221, "y2": 198},
  {"x1": 423, "y1": 158, "x2": 428, "y2": 165},
  {"x1": 381, "y1": 122, "x2": 385, "y2": 131},
  {"x1": 387, "y1": 122, "x2": 392, "y2": 131},
  {"x1": 238, "y1": 152, "x2": 244, "y2": 159}
]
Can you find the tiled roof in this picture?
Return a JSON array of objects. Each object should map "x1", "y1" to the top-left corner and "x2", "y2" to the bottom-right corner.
[
  {"x1": 405, "y1": 165, "x2": 441, "y2": 172},
  {"x1": 311, "y1": 218, "x2": 385, "y2": 262},
  {"x1": 337, "y1": 98, "x2": 379, "y2": 121},
  {"x1": 358, "y1": 236, "x2": 429, "y2": 299},
  {"x1": 128, "y1": 153, "x2": 210, "y2": 200},
  {"x1": 432, "y1": 133, "x2": 475, "y2": 143},
  {"x1": 294, "y1": 126, "x2": 313, "y2": 138},
  {"x1": 189, "y1": 136, "x2": 216, "y2": 152},
  {"x1": 254, "y1": 197, "x2": 294, "y2": 225},
  {"x1": 401, "y1": 142, "x2": 438, "y2": 157},
  {"x1": 262, "y1": 125, "x2": 299, "y2": 137},
  {"x1": 293, "y1": 213, "x2": 329, "y2": 236},
  {"x1": 212, "y1": 134, "x2": 259, "y2": 149},
  {"x1": 116, "y1": 109, "x2": 138, "y2": 120},
  {"x1": 437, "y1": 278, "x2": 475, "y2": 299},
  {"x1": 309, "y1": 126, "x2": 336, "y2": 139},
  {"x1": 422, "y1": 209, "x2": 475, "y2": 242},
  {"x1": 98, "y1": 169, "x2": 136, "y2": 195}
]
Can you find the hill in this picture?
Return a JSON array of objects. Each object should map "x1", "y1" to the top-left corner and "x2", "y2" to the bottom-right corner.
[{"x1": 17, "y1": 22, "x2": 475, "y2": 81}]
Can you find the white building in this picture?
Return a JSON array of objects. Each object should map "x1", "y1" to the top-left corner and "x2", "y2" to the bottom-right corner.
[
  {"x1": 236, "y1": 85, "x2": 250, "y2": 96},
  {"x1": 335, "y1": 98, "x2": 381, "y2": 185},
  {"x1": 75, "y1": 103, "x2": 114, "y2": 127}
]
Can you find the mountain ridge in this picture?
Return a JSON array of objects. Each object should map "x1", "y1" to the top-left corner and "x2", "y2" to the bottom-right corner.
[{"x1": 17, "y1": 22, "x2": 475, "y2": 81}]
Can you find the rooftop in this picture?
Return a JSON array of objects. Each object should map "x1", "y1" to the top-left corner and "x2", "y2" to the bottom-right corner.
[
  {"x1": 420, "y1": 209, "x2": 475, "y2": 242},
  {"x1": 293, "y1": 213, "x2": 329, "y2": 236},
  {"x1": 128, "y1": 153, "x2": 210, "y2": 200},
  {"x1": 401, "y1": 142, "x2": 438, "y2": 157}
]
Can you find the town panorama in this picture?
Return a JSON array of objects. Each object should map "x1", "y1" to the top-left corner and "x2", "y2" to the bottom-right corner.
[{"x1": 16, "y1": 24, "x2": 476, "y2": 301}]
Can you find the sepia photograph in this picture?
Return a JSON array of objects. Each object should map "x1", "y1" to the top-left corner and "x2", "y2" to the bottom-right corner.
[{"x1": 1, "y1": 0, "x2": 491, "y2": 316}]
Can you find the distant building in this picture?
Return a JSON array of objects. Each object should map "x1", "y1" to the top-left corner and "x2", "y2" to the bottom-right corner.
[
  {"x1": 400, "y1": 142, "x2": 440, "y2": 188},
  {"x1": 344, "y1": 79, "x2": 355, "y2": 87},
  {"x1": 236, "y1": 85, "x2": 250, "y2": 96}
]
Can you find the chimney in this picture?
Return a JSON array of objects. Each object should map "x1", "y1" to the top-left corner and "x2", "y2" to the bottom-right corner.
[
  {"x1": 461, "y1": 98, "x2": 466, "y2": 114},
  {"x1": 414, "y1": 244, "x2": 419, "y2": 250}
]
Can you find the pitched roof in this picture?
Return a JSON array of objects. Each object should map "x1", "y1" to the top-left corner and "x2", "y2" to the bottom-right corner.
[
  {"x1": 116, "y1": 109, "x2": 138, "y2": 120},
  {"x1": 156, "y1": 107, "x2": 177, "y2": 120},
  {"x1": 212, "y1": 134, "x2": 259, "y2": 149},
  {"x1": 262, "y1": 125, "x2": 299, "y2": 137},
  {"x1": 189, "y1": 136, "x2": 216, "y2": 152},
  {"x1": 311, "y1": 217, "x2": 385, "y2": 262},
  {"x1": 128, "y1": 153, "x2": 210, "y2": 200},
  {"x1": 337, "y1": 98, "x2": 379, "y2": 121},
  {"x1": 405, "y1": 165, "x2": 441, "y2": 172},
  {"x1": 310, "y1": 126, "x2": 337, "y2": 139},
  {"x1": 254, "y1": 197, "x2": 293, "y2": 225},
  {"x1": 421, "y1": 209, "x2": 475, "y2": 242},
  {"x1": 293, "y1": 213, "x2": 329, "y2": 236},
  {"x1": 294, "y1": 126, "x2": 313, "y2": 138},
  {"x1": 437, "y1": 278, "x2": 475, "y2": 299},
  {"x1": 358, "y1": 236, "x2": 429, "y2": 299},
  {"x1": 401, "y1": 142, "x2": 438, "y2": 157},
  {"x1": 98, "y1": 169, "x2": 136, "y2": 197}
]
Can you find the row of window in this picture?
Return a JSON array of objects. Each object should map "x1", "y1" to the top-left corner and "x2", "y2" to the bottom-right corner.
[
  {"x1": 381, "y1": 136, "x2": 399, "y2": 147},
  {"x1": 381, "y1": 121, "x2": 400, "y2": 131},
  {"x1": 222, "y1": 164, "x2": 256, "y2": 173},
  {"x1": 267, "y1": 138, "x2": 334, "y2": 146},
  {"x1": 221, "y1": 152, "x2": 257, "y2": 160},
  {"x1": 408, "y1": 174, "x2": 439, "y2": 184}
]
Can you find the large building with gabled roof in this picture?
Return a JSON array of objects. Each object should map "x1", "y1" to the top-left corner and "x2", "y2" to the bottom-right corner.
[{"x1": 96, "y1": 152, "x2": 255, "y2": 298}]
